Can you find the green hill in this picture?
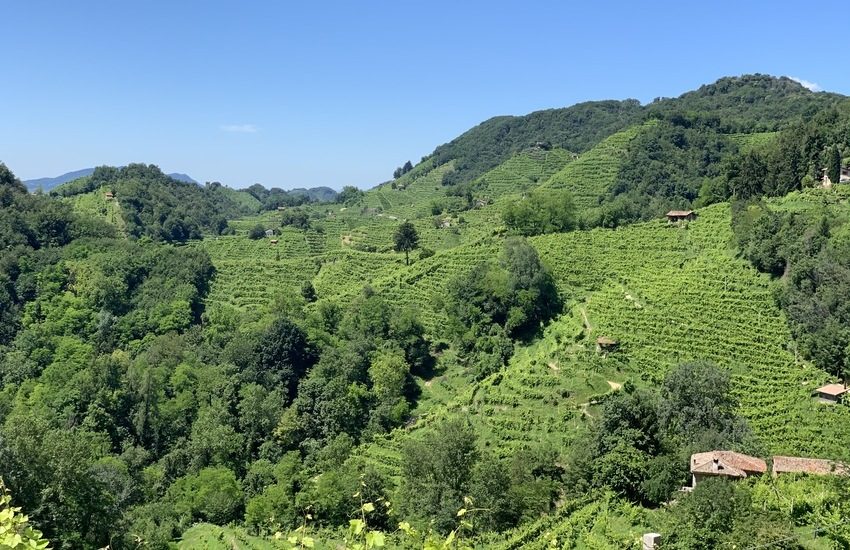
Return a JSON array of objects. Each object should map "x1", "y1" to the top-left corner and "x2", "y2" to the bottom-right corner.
[
  {"x1": 350, "y1": 202, "x2": 850, "y2": 477},
  {"x1": 540, "y1": 122, "x2": 650, "y2": 210},
  {"x1": 52, "y1": 164, "x2": 257, "y2": 241},
  {"x1": 5, "y1": 76, "x2": 850, "y2": 550},
  {"x1": 470, "y1": 146, "x2": 575, "y2": 199},
  {"x1": 406, "y1": 74, "x2": 844, "y2": 194}
]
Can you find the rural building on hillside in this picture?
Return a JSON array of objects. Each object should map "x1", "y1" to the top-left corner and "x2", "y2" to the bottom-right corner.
[
  {"x1": 104, "y1": 191, "x2": 114, "y2": 200},
  {"x1": 666, "y1": 210, "x2": 696, "y2": 223},
  {"x1": 642, "y1": 533, "x2": 662, "y2": 550},
  {"x1": 277, "y1": 206, "x2": 286, "y2": 211},
  {"x1": 265, "y1": 229, "x2": 275, "y2": 237},
  {"x1": 596, "y1": 336, "x2": 618, "y2": 353},
  {"x1": 772, "y1": 456, "x2": 848, "y2": 477},
  {"x1": 690, "y1": 451, "x2": 766, "y2": 486},
  {"x1": 821, "y1": 167, "x2": 850, "y2": 188},
  {"x1": 814, "y1": 383, "x2": 847, "y2": 403},
  {"x1": 269, "y1": 239, "x2": 279, "y2": 245}
]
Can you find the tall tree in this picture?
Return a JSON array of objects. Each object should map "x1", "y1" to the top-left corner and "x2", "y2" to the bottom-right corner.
[
  {"x1": 398, "y1": 418, "x2": 478, "y2": 533},
  {"x1": 393, "y1": 221, "x2": 419, "y2": 265},
  {"x1": 828, "y1": 145, "x2": 841, "y2": 185}
]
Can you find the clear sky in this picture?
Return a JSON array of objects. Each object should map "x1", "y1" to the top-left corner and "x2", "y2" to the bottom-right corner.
[{"x1": 2, "y1": 0, "x2": 847, "y2": 189}]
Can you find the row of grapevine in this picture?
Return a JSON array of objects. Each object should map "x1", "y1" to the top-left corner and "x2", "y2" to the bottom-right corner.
[{"x1": 540, "y1": 122, "x2": 652, "y2": 209}]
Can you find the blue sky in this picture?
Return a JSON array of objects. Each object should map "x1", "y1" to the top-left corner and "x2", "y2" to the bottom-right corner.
[{"x1": 2, "y1": 0, "x2": 847, "y2": 189}]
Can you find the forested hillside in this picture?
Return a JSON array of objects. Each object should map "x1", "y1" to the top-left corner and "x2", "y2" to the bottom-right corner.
[
  {"x1": 4, "y1": 74, "x2": 850, "y2": 549},
  {"x1": 51, "y1": 165, "x2": 340, "y2": 242}
]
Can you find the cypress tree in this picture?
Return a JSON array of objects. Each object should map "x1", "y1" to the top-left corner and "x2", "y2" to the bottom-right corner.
[{"x1": 827, "y1": 145, "x2": 841, "y2": 185}]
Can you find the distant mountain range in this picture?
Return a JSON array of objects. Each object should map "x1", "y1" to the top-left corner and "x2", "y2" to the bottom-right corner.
[{"x1": 24, "y1": 168, "x2": 198, "y2": 192}]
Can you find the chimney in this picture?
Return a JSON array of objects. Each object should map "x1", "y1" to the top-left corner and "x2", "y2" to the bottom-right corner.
[{"x1": 643, "y1": 533, "x2": 662, "y2": 550}]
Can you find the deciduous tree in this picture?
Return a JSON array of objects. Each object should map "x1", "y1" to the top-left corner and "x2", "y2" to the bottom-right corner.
[{"x1": 393, "y1": 221, "x2": 419, "y2": 265}]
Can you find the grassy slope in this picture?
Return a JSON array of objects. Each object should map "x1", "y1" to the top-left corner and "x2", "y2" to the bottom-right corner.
[
  {"x1": 220, "y1": 187, "x2": 263, "y2": 212},
  {"x1": 62, "y1": 187, "x2": 127, "y2": 234},
  {"x1": 471, "y1": 147, "x2": 575, "y2": 199},
  {"x1": 540, "y1": 122, "x2": 652, "y2": 209},
  {"x1": 728, "y1": 131, "x2": 779, "y2": 152}
]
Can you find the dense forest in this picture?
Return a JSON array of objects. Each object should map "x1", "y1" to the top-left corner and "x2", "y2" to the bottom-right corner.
[
  {"x1": 4, "y1": 74, "x2": 850, "y2": 549},
  {"x1": 0, "y1": 160, "x2": 567, "y2": 546}
]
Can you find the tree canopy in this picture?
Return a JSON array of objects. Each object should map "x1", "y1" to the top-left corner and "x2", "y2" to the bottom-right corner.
[
  {"x1": 502, "y1": 188, "x2": 577, "y2": 236},
  {"x1": 393, "y1": 221, "x2": 419, "y2": 265}
]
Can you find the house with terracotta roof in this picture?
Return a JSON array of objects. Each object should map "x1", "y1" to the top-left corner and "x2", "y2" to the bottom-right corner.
[
  {"x1": 772, "y1": 456, "x2": 848, "y2": 477},
  {"x1": 690, "y1": 451, "x2": 767, "y2": 487},
  {"x1": 666, "y1": 210, "x2": 696, "y2": 223},
  {"x1": 814, "y1": 383, "x2": 848, "y2": 403}
]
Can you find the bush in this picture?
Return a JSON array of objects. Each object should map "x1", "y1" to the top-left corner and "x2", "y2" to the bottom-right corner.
[
  {"x1": 168, "y1": 467, "x2": 243, "y2": 525},
  {"x1": 502, "y1": 189, "x2": 577, "y2": 236},
  {"x1": 248, "y1": 224, "x2": 266, "y2": 240}
]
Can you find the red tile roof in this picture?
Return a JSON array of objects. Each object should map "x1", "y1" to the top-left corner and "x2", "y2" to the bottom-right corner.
[
  {"x1": 690, "y1": 451, "x2": 767, "y2": 478},
  {"x1": 772, "y1": 456, "x2": 848, "y2": 476}
]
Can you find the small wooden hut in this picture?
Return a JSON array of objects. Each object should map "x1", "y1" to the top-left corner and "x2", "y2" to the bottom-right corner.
[
  {"x1": 596, "y1": 336, "x2": 618, "y2": 353},
  {"x1": 666, "y1": 210, "x2": 696, "y2": 223},
  {"x1": 814, "y1": 383, "x2": 848, "y2": 403}
]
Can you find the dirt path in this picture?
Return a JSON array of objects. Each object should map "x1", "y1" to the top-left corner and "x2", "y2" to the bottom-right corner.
[{"x1": 579, "y1": 307, "x2": 592, "y2": 332}]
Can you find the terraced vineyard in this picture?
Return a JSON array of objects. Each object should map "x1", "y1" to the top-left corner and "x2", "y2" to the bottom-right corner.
[
  {"x1": 471, "y1": 147, "x2": 574, "y2": 199},
  {"x1": 349, "y1": 202, "x2": 850, "y2": 493},
  {"x1": 178, "y1": 524, "x2": 275, "y2": 549},
  {"x1": 491, "y1": 495, "x2": 651, "y2": 550},
  {"x1": 540, "y1": 122, "x2": 653, "y2": 209},
  {"x1": 311, "y1": 249, "x2": 405, "y2": 299},
  {"x1": 728, "y1": 130, "x2": 779, "y2": 152},
  {"x1": 362, "y1": 162, "x2": 458, "y2": 219},
  {"x1": 186, "y1": 146, "x2": 850, "y2": 548},
  {"x1": 63, "y1": 187, "x2": 127, "y2": 234}
]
